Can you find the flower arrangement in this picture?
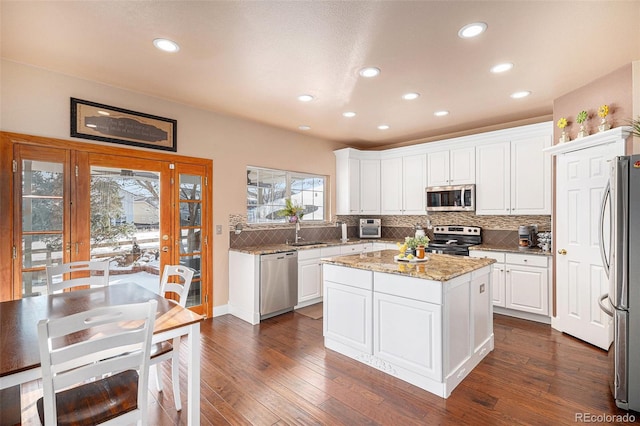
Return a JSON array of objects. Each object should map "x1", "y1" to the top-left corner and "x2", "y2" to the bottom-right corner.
[
  {"x1": 632, "y1": 116, "x2": 640, "y2": 138},
  {"x1": 598, "y1": 104, "x2": 609, "y2": 118},
  {"x1": 576, "y1": 110, "x2": 588, "y2": 124},
  {"x1": 557, "y1": 117, "x2": 570, "y2": 143},
  {"x1": 557, "y1": 117, "x2": 568, "y2": 129},
  {"x1": 598, "y1": 104, "x2": 611, "y2": 132},
  {"x1": 278, "y1": 198, "x2": 305, "y2": 223},
  {"x1": 404, "y1": 235, "x2": 430, "y2": 250}
]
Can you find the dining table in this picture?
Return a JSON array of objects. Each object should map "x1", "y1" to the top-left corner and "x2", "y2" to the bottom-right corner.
[{"x1": 0, "y1": 282, "x2": 204, "y2": 425}]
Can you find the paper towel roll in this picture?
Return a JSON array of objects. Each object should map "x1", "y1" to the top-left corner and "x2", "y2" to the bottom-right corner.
[{"x1": 341, "y1": 223, "x2": 348, "y2": 242}]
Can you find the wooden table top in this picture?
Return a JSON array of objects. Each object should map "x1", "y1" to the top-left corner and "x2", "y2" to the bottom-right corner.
[{"x1": 0, "y1": 282, "x2": 204, "y2": 379}]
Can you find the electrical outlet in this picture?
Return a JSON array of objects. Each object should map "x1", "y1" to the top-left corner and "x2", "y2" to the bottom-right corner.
[{"x1": 216, "y1": 225, "x2": 222, "y2": 235}]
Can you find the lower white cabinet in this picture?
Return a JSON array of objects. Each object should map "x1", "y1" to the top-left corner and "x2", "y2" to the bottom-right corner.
[
  {"x1": 470, "y1": 250, "x2": 550, "y2": 321},
  {"x1": 323, "y1": 263, "x2": 493, "y2": 398},
  {"x1": 297, "y1": 246, "x2": 342, "y2": 308}
]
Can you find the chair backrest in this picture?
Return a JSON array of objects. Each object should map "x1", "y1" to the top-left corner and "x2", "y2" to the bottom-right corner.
[
  {"x1": 46, "y1": 260, "x2": 110, "y2": 294},
  {"x1": 159, "y1": 265, "x2": 195, "y2": 307},
  {"x1": 37, "y1": 299, "x2": 157, "y2": 426}
]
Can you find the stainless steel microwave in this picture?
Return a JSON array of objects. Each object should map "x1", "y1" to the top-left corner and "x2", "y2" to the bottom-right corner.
[
  {"x1": 359, "y1": 218, "x2": 381, "y2": 238},
  {"x1": 425, "y1": 184, "x2": 475, "y2": 212}
]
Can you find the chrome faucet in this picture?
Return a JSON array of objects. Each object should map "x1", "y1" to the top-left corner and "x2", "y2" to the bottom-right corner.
[{"x1": 295, "y1": 221, "x2": 302, "y2": 243}]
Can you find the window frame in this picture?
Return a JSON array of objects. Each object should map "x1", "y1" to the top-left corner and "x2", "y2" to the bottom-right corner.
[{"x1": 246, "y1": 166, "x2": 327, "y2": 225}]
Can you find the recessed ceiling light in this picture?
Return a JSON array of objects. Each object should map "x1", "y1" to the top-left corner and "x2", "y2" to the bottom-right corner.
[
  {"x1": 434, "y1": 110, "x2": 449, "y2": 117},
  {"x1": 342, "y1": 111, "x2": 356, "y2": 118},
  {"x1": 359, "y1": 67, "x2": 381, "y2": 78},
  {"x1": 297, "y1": 94, "x2": 315, "y2": 102},
  {"x1": 510, "y1": 91, "x2": 531, "y2": 99},
  {"x1": 458, "y1": 22, "x2": 487, "y2": 39},
  {"x1": 153, "y1": 38, "x2": 180, "y2": 53},
  {"x1": 377, "y1": 124, "x2": 390, "y2": 130},
  {"x1": 298, "y1": 125, "x2": 311, "y2": 131},
  {"x1": 402, "y1": 92, "x2": 420, "y2": 100},
  {"x1": 490, "y1": 63, "x2": 514, "y2": 73}
]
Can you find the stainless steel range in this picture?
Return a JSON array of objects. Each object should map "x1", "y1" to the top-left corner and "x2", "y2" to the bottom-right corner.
[{"x1": 426, "y1": 226, "x2": 481, "y2": 256}]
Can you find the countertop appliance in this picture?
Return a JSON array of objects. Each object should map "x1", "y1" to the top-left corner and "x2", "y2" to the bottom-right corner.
[
  {"x1": 426, "y1": 225, "x2": 481, "y2": 256},
  {"x1": 598, "y1": 155, "x2": 640, "y2": 411},
  {"x1": 518, "y1": 225, "x2": 538, "y2": 249},
  {"x1": 359, "y1": 218, "x2": 381, "y2": 238},
  {"x1": 260, "y1": 251, "x2": 298, "y2": 320},
  {"x1": 426, "y1": 185, "x2": 475, "y2": 212}
]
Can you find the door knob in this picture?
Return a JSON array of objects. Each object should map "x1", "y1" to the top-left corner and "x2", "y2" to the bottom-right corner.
[{"x1": 558, "y1": 249, "x2": 567, "y2": 255}]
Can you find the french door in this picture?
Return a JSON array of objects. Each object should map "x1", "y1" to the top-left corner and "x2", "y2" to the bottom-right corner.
[{"x1": 8, "y1": 136, "x2": 211, "y2": 316}]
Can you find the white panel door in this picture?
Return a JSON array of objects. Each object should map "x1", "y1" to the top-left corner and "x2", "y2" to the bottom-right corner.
[
  {"x1": 449, "y1": 147, "x2": 475, "y2": 185},
  {"x1": 402, "y1": 154, "x2": 427, "y2": 214},
  {"x1": 475, "y1": 141, "x2": 510, "y2": 215},
  {"x1": 427, "y1": 150, "x2": 449, "y2": 186},
  {"x1": 505, "y1": 265, "x2": 548, "y2": 315},
  {"x1": 380, "y1": 157, "x2": 403, "y2": 214},
  {"x1": 510, "y1": 135, "x2": 552, "y2": 215},
  {"x1": 359, "y1": 159, "x2": 380, "y2": 214},
  {"x1": 556, "y1": 143, "x2": 618, "y2": 349},
  {"x1": 324, "y1": 281, "x2": 373, "y2": 353}
]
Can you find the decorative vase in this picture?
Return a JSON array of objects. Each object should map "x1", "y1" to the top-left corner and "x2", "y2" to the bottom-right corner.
[
  {"x1": 598, "y1": 118, "x2": 610, "y2": 133},
  {"x1": 559, "y1": 130, "x2": 570, "y2": 143},
  {"x1": 577, "y1": 124, "x2": 588, "y2": 139}
]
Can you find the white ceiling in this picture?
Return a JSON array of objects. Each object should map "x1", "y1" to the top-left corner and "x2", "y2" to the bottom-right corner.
[{"x1": 2, "y1": 1, "x2": 639, "y2": 148}]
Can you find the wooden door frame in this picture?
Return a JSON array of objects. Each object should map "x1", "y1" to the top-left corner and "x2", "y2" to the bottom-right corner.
[{"x1": 0, "y1": 131, "x2": 214, "y2": 317}]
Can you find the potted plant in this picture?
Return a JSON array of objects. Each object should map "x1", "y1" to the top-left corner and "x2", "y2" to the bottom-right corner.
[
  {"x1": 278, "y1": 198, "x2": 304, "y2": 223},
  {"x1": 576, "y1": 110, "x2": 589, "y2": 138},
  {"x1": 557, "y1": 117, "x2": 570, "y2": 143},
  {"x1": 403, "y1": 235, "x2": 431, "y2": 254}
]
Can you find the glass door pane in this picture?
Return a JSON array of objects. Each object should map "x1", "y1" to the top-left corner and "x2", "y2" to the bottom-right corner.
[
  {"x1": 15, "y1": 145, "x2": 69, "y2": 298},
  {"x1": 179, "y1": 173, "x2": 202, "y2": 308},
  {"x1": 89, "y1": 166, "x2": 161, "y2": 293}
]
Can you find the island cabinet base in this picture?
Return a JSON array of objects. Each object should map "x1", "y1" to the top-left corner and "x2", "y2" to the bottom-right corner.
[{"x1": 323, "y1": 263, "x2": 494, "y2": 398}]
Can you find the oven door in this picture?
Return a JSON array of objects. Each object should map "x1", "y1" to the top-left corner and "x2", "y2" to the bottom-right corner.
[{"x1": 359, "y1": 225, "x2": 381, "y2": 238}]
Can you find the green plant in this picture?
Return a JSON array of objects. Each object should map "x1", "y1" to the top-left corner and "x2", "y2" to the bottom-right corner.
[
  {"x1": 278, "y1": 198, "x2": 304, "y2": 221},
  {"x1": 632, "y1": 116, "x2": 640, "y2": 138},
  {"x1": 404, "y1": 235, "x2": 430, "y2": 249},
  {"x1": 576, "y1": 110, "x2": 588, "y2": 124}
]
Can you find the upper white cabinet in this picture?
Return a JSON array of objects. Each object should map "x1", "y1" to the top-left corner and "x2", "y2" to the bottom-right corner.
[
  {"x1": 427, "y1": 147, "x2": 475, "y2": 187},
  {"x1": 335, "y1": 148, "x2": 380, "y2": 215},
  {"x1": 475, "y1": 126, "x2": 552, "y2": 215},
  {"x1": 380, "y1": 154, "x2": 426, "y2": 215}
]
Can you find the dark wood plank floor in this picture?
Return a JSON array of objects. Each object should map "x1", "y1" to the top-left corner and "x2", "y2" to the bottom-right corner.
[{"x1": 20, "y1": 312, "x2": 636, "y2": 425}]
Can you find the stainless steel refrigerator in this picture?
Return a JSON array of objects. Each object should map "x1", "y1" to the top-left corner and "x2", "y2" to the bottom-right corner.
[{"x1": 599, "y1": 154, "x2": 640, "y2": 411}]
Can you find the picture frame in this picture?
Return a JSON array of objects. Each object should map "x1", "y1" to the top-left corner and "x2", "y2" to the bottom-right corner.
[{"x1": 70, "y1": 98, "x2": 177, "y2": 152}]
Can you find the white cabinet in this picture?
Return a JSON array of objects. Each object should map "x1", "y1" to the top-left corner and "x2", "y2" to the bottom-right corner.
[
  {"x1": 323, "y1": 265, "x2": 373, "y2": 354},
  {"x1": 335, "y1": 148, "x2": 380, "y2": 215},
  {"x1": 470, "y1": 250, "x2": 550, "y2": 320},
  {"x1": 475, "y1": 131, "x2": 552, "y2": 215},
  {"x1": 427, "y1": 147, "x2": 475, "y2": 187},
  {"x1": 297, "y1": 246, "x2": 342, "y2": 308},
  {"x1": 380, "y1": 154, "x2": 426, "y2": 215}
]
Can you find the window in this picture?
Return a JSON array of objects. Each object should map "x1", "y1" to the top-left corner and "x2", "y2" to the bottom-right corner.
[{"x1": 247, "y1": 166, "x2": 326, "y2": 224}]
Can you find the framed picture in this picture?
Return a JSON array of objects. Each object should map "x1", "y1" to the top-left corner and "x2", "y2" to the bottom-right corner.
[{"x1": 70, "y1": 98, "x2": 177, "y2": 152}]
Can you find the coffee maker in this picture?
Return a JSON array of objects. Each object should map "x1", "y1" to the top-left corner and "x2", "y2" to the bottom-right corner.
[{"x1": 518, "y1": 225, "x2": 538, "y2": 249}]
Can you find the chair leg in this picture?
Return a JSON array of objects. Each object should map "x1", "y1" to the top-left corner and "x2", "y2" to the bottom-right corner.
[
  {"x1": 151, "y1": 364, "x2": 163, "y2": 392},
  {"x1": 171, "y1": 337, "x2": 182, "y2": 411}
]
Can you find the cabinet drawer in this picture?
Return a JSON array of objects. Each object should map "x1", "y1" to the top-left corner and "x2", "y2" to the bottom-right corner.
[
  {"x1": 297, "y1": 247, "x2": 322, "y2": 261},
  {"x1": 469, "y1": 250, "x2": 505, "y2": 263},
  {"x1": 321, "y1": 246, "x2": 342, "y2": 257},
  {"x1": 374, "y1": 272, "x2": 441, "y2": 304},
  {"x1": 323, "y1": 264, "x2": 372, "y2": 290},
  {"x1": 505, "y1": 253, "x2": 548, "y2": 268},
  {"x1": 340, "y1": 244, "x2": 365, "y2": 254}
]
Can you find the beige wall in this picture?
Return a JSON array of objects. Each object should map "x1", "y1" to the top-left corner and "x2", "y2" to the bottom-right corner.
[
  {"x1": 0, "y1": 60, "x2": 345, "y2": 311},
  {"x1": 553, "y1": 63, "x2": 635, "y2": 152}
]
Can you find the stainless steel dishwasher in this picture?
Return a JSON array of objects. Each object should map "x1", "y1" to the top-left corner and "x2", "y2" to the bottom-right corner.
[{"x1": 260, "y1": 251, "x2": 298, "y2": 320}]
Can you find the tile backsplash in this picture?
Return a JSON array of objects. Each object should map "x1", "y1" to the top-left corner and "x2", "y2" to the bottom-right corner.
[{"x1": 228, "y1": 212, "x2": 550, "y2": 248}]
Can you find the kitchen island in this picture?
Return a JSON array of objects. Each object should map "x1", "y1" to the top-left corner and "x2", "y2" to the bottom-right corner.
[{"x1": 321, "y1": 250, "x2": 495, "y2": 398}]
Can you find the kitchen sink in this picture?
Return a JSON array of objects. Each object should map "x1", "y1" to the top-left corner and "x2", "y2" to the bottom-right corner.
[{"x1": 290, "y1": 241, "x2": 325, "y2": 246}]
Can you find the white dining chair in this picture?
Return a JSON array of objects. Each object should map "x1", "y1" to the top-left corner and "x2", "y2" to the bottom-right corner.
[
  {"x1": 45, "y1": 260, "x2": 110, "y2": 294},
  {"x1": 150, "y1": 264, "x2": 195, "y2": 411},
  {"x1": 37, "y1": 299, "x2": 157, "y2": 426}
]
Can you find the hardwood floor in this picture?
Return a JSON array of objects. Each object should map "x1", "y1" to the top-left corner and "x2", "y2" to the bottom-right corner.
[{"x1": 20, "y1": 312, "x2": 635, "y2": 425}]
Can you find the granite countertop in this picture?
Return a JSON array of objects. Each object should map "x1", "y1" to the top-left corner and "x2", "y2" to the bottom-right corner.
[
  {"x1": 321, "y1": 249, "x2": 495, "y2": 282},
  {"x1": 469, "y1": 243, "x2": 552, "y2": 256},
  {"x1": 229, "y1": 238, "x2": 397, "y2": 255}
]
